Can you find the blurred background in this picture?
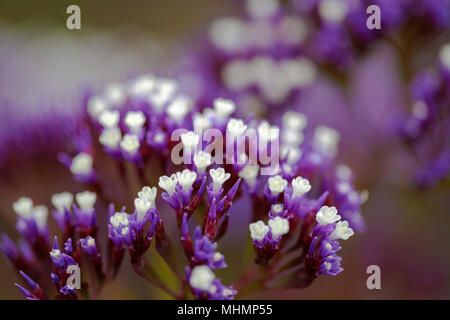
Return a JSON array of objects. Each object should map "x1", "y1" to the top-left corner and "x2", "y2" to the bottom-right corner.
[{"x1": 0, "y1": 0, "x2": 449, "y2": 299}]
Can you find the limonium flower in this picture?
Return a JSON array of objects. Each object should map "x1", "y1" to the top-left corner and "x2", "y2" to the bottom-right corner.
[
  {"x1": 395, "y1": 42, "x2": 450, "y2": 187},
  {"x1": 1, "y1": 74, "x2": 365, "y2": 299}
]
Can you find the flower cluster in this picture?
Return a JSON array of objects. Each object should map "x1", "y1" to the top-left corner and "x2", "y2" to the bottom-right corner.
[
  {"x1": 395, "y1": 42, "x2": 450, "y2": 187},
  {"x1": 1, "y1": 72, "x2": 365, "y2": 299}
]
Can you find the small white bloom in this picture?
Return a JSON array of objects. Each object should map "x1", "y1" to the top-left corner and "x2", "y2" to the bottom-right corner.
[
  {"x1": 138, "y1": 186, "x2": 157, "y2": 208},
  {"x1": 193, "y1": 151, "x2": 213, "y2": 174},
  {"x1": 120, "y1": 134, "x2": 140, "y2": 155},
  {"x1": 176, "y1": 169, "x2": 197, "y2": 192},
  {"x1": 246, "y1": 0, "x2": 279, "y2": 19},
  {"x1": 51, "y1": 192, "x2": 73, "y2": 213},
  {"x1": 267, "y1": 175, "x2": 288, "y2": 196},
  {"x1": 439, "y1": 43, "x2": 450, "y2": 70},
  {"x1": 87, "y1": 236, "x2": 96, "y2": 248},
  {"x1": 313, "y1": 125, "x2": 340, "y2": 157},
  {"x1": 209, "y1": 17, "x2": 246, "y2": 52},
  {"x1": 330, "y1": 220, "x2": 354, "y2": 240},
  {"x1": 281, "y1": 128, "x2": 304, "y2": 147},
  {"x1": 33, "y1": 205, "x2": 48, "y2": 231},
  {"x1": 134, "y1": 197, "x2": 151, "y2": 223},
  {"x1": 193, "y1": 113, "x2": 211, "y2": 132},
  {"x1": 158, "y1": 174, "x2": 178, "y2": 196},
  {"x1": 249, "y1": 220, "x2": 269, "y2": 241},
  {"x1": 189, "y1": 265, "x2": 216, "y2": 291},
  {"x1": 336, "y1": 164, "x2": 352, "y2": 181},
  {"x1": 13, "y1": 197, "x2": 34, "y2": 218},
  {"x1": 70, "y1": 153, "x2": 93, "y2": 176},
  {"x1": 87, "y1": 96, "x2": 107, "y2": 119},
  {"x1": 316, "y1": 206, "x2": 341, "y2": 226},
  {"x1": 282, "y1": 111, "x2": 307, "y2": 130},
  {"x1": 318, "y1": 0, "x2": 349, "y2": 23},
  {"x1": 238, "y1": 164, "x2": 260, "y2": 188},
  {"x1": 258, "y1": 121, "x2": 280, "y2": 142},
  {"x1": 104, "y1": 83, "x2": 126, "y2": 105},
  {"x1": 166, "y1": 95, "x2": 192, "y2": 122},
  {"x1": 75, "y1": 191, "x2": 97, "y2": 212},
  {"x1": 212, "y1": 252, "x2": 223, "y2": 262},
  {"x1": 124, "y1": 111, "x2": 146, "y2": 133},
  {"x1": 99, "y1": 110, "x2": 120, "y2": 128},
  {"x1": 50, "y1": 249, "x2": 61, "y2": 259},
  {"x1": 99, "y1": 127, "x2": 122, "y2": 149},
  {"x1": 209, "y1": 167, "x2": 231, "y2": 193},
  {"x1": 213, "y1": 98, "x2": 236, "y2": 119},
  {"x1": 281, "y1": 146, "x2": 303, "y2": 164},
  {"x1": 271, "y1": 204, "x2": 284, "y2": 215},
  {"x1": 268, "y1": 216, "x2": 290, "y2": 239},
  {"x1": 180, "y1": 131, "x2": 200, "y2": 150},
  {"x1": 226, "y1": 118, "x2": 248, "y2": 136},
  {"x1": 130, "y1": 74, "x2": 155, "y2": 96},
  {"x1": 292, "y1": 176, "x2": 311, "y2": 198},
  {"x1": 110, "y1": 212, "x2": 129, "y2": 228}
]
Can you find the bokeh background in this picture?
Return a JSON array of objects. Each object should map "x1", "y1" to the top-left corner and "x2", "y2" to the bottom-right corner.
[{"x1": 0, "y1": 0, "x2": 449, "y2": 299}]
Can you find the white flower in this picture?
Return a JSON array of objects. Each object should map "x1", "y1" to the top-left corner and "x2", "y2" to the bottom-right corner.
[
  {"x1": 209, "y1": 167, "x2": 231, "y2": 193},
  {"x1": 99, "y1": 127, "x2": 122, "y2": 149},
  {"x1": 110, "y1": 212, "x2": 129, "y2": 228},
  {"x1": 50, "y1": 249, "x2": 62, "y2": 260},
  {"x1": 268, "y1": 216, "x2": 290, "y2": 239},
  {"x1": 138, "y1": 186, "x2": 157, "y2": 209},
  {"x1": 277, "y1": 16, "x2": 308, "y2": 46},
  {"x1": 166, "y1": 95, "x2": 192, "y2": 122},
  {"x1": 282, "y1": 111, "x2": 307, "y2": 131},
  {"x1": 130, "y1": 74, "x2": 155, "y2": 96},
  {"x1": 51, "y1": 192, "x2": 73, "y2": 213},
  {"x1": 87, "y1": 96, "x2": 107, "y2": 119},
  {"x1": 282, "y1": 128, "x2": 304, "y2": 146},
  {"x1": 336, "y1": 164, "x2": 352, "y2": 181},
  {"x1": 124, "y1": 111, "x2": 146, "y2": 133},
  {"x1": 267, "y1": 175, "x2": 288, "y2": 196},
  {"x1": 70, "y1": 153, "x2": 93, "y2": 176},
  {"x1": 439, "y1": 43, "x2": 450, "y2": 70},
  {"x1": 313, "y1": 125, "x2": 340, "y2": 157},
  {"x1": 104, "y1": 83, "x2": 126, "y2": 105},
  {"x1": 213, "y1": 98, "x2": 236, "y2": 119},
  {"x1": 99, "y1": 110, "x2": 120, "y2": 128},
  {"x1": 189, "y1": 265, "x2": 216, "y2": 291},
  {"x1": 271, "y1": 204, "x2": 284, "y2": 215},
  {"x1": 238, "y1": 164, "x2": 259, "y2": 188},
  {"x1": 318, "y1": 0, "x2": 349, "y2": 23},
  {"x1": 176, "y1": 169, "x2": 197, "y2": 192},
  {"x1": 226, "y1": 118, "x2": 248, "y2": 136},
  {"x1": 134, "y1": 197, "x2": 151, "y2": 223},
  {"x1": 193, "y1": 113, "x2": 212, "y2": 132},
  {"x1": 13, "y1": 197, "x2": 34, "y2": 218},
  {"x1": 75, "y1": 191, "x2": 97, "y2": 212},
  {"x1": 249, "y1": 221, "x2": 269, "y2": 241},
  {"x1": 292, "y1": 176, "x2": 311, "y2": 198},
  {"x1": 149, "y1": 78, "x2": 178, "y2": 110},
  {"x1": 209, "y1": 17, "x2": 246, "y2": 52},
  {"x1": 180, "y1": 131, "x2": 200, "y2": 150},
  {"x1": 281, "y1": 146, "x2": 303, "y2": 164},
  {"x1": 158, "y1": 174, "x2": 178, "y2": 196},
  {"x1": 246, "y1": 0, "x2": 279, "y2": 19},
  {"x1": 33, "y1": 205, "x2": 48, "y2": 231},
  {"x1": 86, "y1": 236, "x2": 96, "y2": 248},
  {"x1": 316, "y1": 206, "x2": 341, "y2": 226},
  {"x1": 258, "y1": 121, "x2": 280, "y2": 142},
  {"x1": 120, "y1": 134, "x2": 140, "y2": 155},
  {"x1": 193, "y1": 151, "x2": 213, "y2": 174},
  {"x1": 330, "y1": 221, "x2": 354, "y2": 240}
]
